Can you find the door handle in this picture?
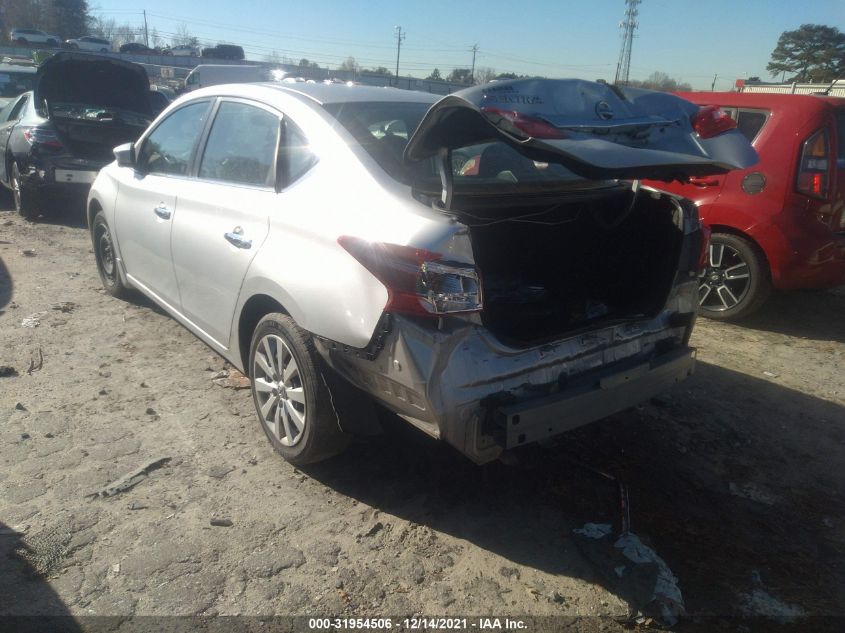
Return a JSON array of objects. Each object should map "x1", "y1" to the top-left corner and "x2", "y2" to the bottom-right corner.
[
  {"x1": 688, "y1": 177, "x2": 720, "y2": 187},
  {"x1": 224, "y1": 227, "x2": 252, "y2": 249},
  {"x1": 153, "y1": 204, "x2": 171, "y2": 219}
]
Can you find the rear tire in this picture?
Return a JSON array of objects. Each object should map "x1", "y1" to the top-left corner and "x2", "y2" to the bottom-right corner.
[
  {"x1": 11, "y1": 163, "x2": 39, "y2": 221},
  {"x1": 699, "y1": 232, "x2": 771, "y2": 320},
  {"x1": 92, "y1": 211, "x2": 130, "y2": 298},
  {"x1": 249, "y1": 313, "x2": 349, "y2": 465}
]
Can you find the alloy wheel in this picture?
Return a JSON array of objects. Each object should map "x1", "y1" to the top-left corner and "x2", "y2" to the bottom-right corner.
[
  {"x1": 699, "y1": 241, "x2": 751, "y2": 312},
  {"x1": 252, "y1": 334, "x2": 307, "y2": 447}
]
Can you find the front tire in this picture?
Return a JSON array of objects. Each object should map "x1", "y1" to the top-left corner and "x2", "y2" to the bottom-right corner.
[
  {"x1": 92, "y1": 211, "x2": 130, "y2": 298},
  {"x1": 699, "y1": 232, "x2": 771, "y2": 320},
  {"x1": 249, "y1": 313, "x2": 349, "y2": 465},
  {"x1": 11, "y1": 163, "x2": 39, "y2": 220}
]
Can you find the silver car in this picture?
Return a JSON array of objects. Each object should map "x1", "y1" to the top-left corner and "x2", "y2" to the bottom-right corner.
[{"x1": 87, "y1": 79, "x2": 756, "y2": 465}]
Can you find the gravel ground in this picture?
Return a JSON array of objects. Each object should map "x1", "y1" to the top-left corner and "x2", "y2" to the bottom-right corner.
[{"x1": 1, "y1": 202, "x2": 843, "y2": 632}]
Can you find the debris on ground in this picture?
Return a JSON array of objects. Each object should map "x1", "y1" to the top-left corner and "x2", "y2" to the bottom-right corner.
[
  {"x1": 207, "y1": 465, "x2": 235, "y2": 479},
  {"x1": 573, "y1": 523, "x2": 685, "y2": 626},
  {"x1": 210, "y1": 518, "x2": 233, "y2": 527},
  {"x1": 763, "y1": 371, "x2": 780, "y2": 378},
  {"x1": 14, "y1": 402, "x2": 26, "y2": 411},
  {"x1": 27, "y1": 348, "x2": 43, "y2": 374},
  {"x1": 85, "y1": 456, "x2": 172, "y2": 498},
  {"x1": 51, "y1": 301, "x2": 78, "y2": 313},
  {"x1": 21, "y1": 312, "x2": 47, "y2": 328},
  {"x1": 21, "y1": 249, "x2": 36, "y2": 257},
  {"x1": 211, "y1": 368, "x2": 251, "y2": 389},
  {"x1": 0, "y1": 365, "x2": 18, "y2": 378}
]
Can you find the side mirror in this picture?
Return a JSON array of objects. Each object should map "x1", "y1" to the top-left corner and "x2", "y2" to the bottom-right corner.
[{"x1": 114, "y1": 142, "x2": 136, "y2": 168}]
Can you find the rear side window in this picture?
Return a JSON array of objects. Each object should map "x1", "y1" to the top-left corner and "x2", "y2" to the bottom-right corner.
[
  {"x1": 736, "y1": 110, "x2": 768, "y2": 142},
  {"x1": 138, "y1": 101, "x2": 210, "y2": 176},
  {"x1": 282, "y1": 123, "x2": 317, "y2": 186},
  {"x1": 199, "y1": 101, "x2": 279, "y2": 186},
  {"x1": 836, "y1": 111, "x2": 845, "y2": 168}
]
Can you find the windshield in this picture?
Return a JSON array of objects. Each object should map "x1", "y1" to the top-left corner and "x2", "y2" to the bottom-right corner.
[{"x1": 323, "y1": 100, "x2": 584, "y2": 189}]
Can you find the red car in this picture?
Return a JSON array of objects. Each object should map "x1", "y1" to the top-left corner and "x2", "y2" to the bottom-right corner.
[{"x1": 652, "y1": 92, "x2": 845, "y2": 319}]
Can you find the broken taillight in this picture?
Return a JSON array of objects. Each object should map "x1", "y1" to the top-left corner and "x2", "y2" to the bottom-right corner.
[
  {"x1": 338, "y1": 236, "x2": 482, "y2": 317},
  {"x1": 690, "y1": 105, "x2": 736, "y2": 139},
  {"x1": 481, "y1": 106, "x2": 566, "y2": 139},
  {"x1": 22, "y1": 126, "x2": 64, "y2": 150},
  {"x1": 796, "y1": 128, "x2": 829, "y2": 199}
]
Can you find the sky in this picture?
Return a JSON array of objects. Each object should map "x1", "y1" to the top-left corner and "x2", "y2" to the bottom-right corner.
[{"x1": 93, "y1": 0, "x2": 845, "y2": 90}]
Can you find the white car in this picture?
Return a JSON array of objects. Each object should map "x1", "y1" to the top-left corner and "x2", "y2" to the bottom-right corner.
[
  {"x1": 10, "y1": 28, "x2": 60, "y2": 47},
  {"x1": 65, "y1": 36, "x2": 112, "y2": 53},
  {"x1": 167, "y1": 45, "x2": 200, "y2": 57},
  {"x1": 87, "y1": 80, "x2": 756, "y2": 465}
]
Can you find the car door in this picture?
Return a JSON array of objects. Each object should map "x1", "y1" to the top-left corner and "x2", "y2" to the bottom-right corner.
[
  {"x1": 113, "y1": 99, "x2": 211, "y2": 309},
  {"x1": 170, "y1": 99, "x2": 277, "y2": 347},
  {"x1": 0, "y1": 93, "x2": 29, "y2": 184}
]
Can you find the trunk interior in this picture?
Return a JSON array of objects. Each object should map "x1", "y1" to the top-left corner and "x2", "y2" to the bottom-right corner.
[
  {"x1": 458, "y1": 185, "x2": 685, "y2": 346},
  {"x1": 52, "y1": 118, "x2": 146, "y2": 162}
]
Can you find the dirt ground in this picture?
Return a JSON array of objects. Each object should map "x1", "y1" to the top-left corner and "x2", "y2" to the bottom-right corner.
[{"x1": 1, "y1": 201, "x2": 844, "y2": 632}]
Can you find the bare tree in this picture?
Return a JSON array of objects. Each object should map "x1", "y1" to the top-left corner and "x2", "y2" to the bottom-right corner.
[
  {"x1": 171, "y1": 22, "x2": 199, "y2": 47},
  {"x1": 112, "y1": 23, "x2": 140, "y2": 48},
  {"x1": 88, "y1": 15, "x2": 117, "y2": 40},
  {"x1": 474, "y1": 66, "x2": 497, "y2": 85},
  {"x1": 339, "y1": 56, "x2": 360, "y2": 75}
]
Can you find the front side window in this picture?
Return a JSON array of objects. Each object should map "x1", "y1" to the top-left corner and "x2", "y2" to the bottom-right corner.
[
  {"x1": 138, "y1": 101, "x2": 210, "y2": 176},
  {"x1": 199, "y1": 101, "x2": 279, "y2": 186}
]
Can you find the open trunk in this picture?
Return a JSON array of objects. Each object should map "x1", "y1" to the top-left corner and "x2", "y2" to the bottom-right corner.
[
  {"x1": 35, "y1": 52, "x2": 152, "y2": 162},
  {"x1": 51, "y1": 116, "x2": 148, "y2": 162},
  {"x1": 460, "y1": 185, "x2": 685, "y2": 345}
]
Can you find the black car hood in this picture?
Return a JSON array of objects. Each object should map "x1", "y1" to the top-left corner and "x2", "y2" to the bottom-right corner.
[
  {"x1": 404, "y1": 79, "x2": 757, "y2": 180},
  {"x1": 35, "y1": 52, "x2": 152, "y2": 117}
]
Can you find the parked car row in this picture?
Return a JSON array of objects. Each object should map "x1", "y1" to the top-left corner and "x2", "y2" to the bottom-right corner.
[{"x1": 8, "y1": 29, "x2": 242, "y2": 60}]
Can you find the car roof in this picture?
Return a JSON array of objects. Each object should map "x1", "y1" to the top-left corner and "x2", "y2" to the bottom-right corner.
[
  {"x1": 261, "y1": 82, "x2": 438, "y2": 106},
  {"x1": 676, "y1": 91, "x2": 844, "y2": 111},
  {"x1": 186, "y1": 81, "x2": 439, "y2": 107}
]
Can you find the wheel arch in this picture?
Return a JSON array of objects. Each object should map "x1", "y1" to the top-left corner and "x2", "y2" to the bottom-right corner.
[
  {"x1": 87, "y1": 198, "x2": 103, "y2": 231},
  {"x1": 707, "y1": 224, "x2": 772, "y2": 280},
  {"x1": 237, "y1": 294, "x2": 291, "y2": 372}
]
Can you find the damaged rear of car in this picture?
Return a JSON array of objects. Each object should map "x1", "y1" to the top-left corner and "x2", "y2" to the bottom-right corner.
[
  {"x1": 319, "y1": 79, "x2": 756, "y2": 463},
  {"x1": 0, "y1": 52, "x2": 152, "y2": 219}
]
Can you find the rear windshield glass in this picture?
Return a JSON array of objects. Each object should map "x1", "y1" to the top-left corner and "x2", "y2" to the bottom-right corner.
[{"x1": 323, "y1": 101, "x2": 584, "y2": 188}]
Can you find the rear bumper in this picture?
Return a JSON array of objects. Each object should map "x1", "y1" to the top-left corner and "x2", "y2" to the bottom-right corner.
[
  {"x1": 497, "y1": 348, "x2": 694, "y2": 449},
  {"x1": 316, "y1": 280, "x2": 699, "y2": 463},
  {"x1": 775, "y1": 232, "x2": 845, "y2": 289}
]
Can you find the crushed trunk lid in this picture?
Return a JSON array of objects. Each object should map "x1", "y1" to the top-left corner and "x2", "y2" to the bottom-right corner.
[
  {"x1": 404, "y1": 79, "x2": 757, "y2": 184},
  {"x1": 35, "y1": 52, "x2": 152, "y2": 118}
]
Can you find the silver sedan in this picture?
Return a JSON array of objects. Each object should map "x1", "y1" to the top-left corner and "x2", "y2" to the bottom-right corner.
[{"x1": 88, "y1": 79, "x2": 756, "y2": 464}]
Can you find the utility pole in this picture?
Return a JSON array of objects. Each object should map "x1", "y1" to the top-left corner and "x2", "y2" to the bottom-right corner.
[
  {"x1": 613, "y1": 0, "x2": 641, "y2": 86},
  {"x1": 470, "y1": 43, "x2": 479, "y2": 84},
  {"x1": 143, "y1": 10, "x2": 149, "y2": 47},
  {"x1": 711, "y1": 73, "x2": 718, "y2": 91},
  {"x1": 394, "y1": 26, "x2": 405, "y2": 87}
]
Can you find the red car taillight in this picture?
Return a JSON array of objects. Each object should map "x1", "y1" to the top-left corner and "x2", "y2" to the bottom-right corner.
[
  {"x1": 481, "y1": 106, "x2": 567, "y2": 139},
  {"x1": 338, "y1": 236, "x2": 482, "y2": 317},
  {"x1": 690, "y1": 105, "x2": 736, "y2": 139},
  {"x1": 697, "y1": 224, "x2": 711, "y2": 271},
  {"x1": 22, "y1": 126, "x2": 64, "y2": 150},
  {"x1": 796, "y1": 128, "x2": 829, "y2": 199}
]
